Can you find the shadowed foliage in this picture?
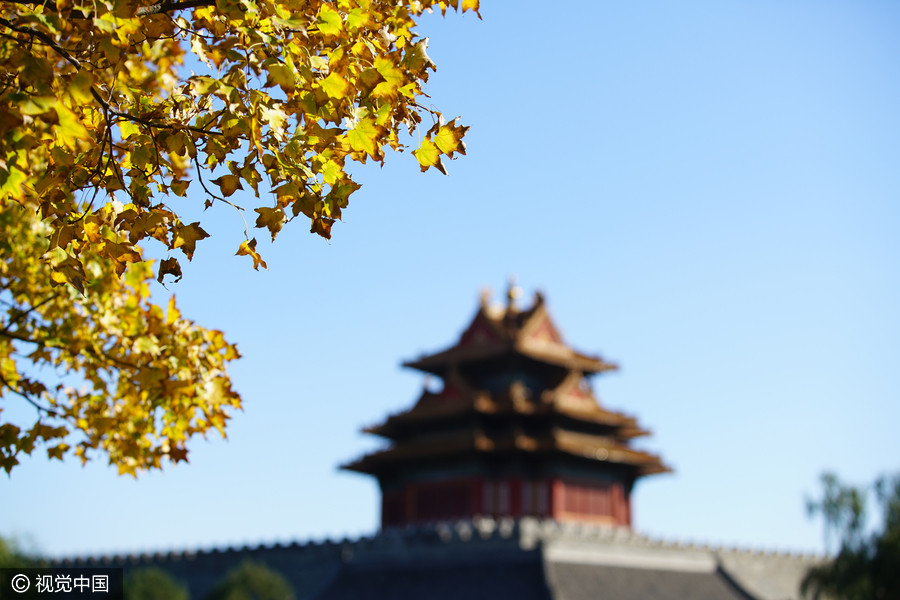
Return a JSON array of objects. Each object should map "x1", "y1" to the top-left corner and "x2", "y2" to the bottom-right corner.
[
  {"x1": 802, "y1": 472, "x2": 900, "y2": 600},
  {"x1": 204, "y1": 560, "x2": 294, "y2": 600},
  {"x1": 125, "y1": 567, "x2": 191, "y2": 600}
]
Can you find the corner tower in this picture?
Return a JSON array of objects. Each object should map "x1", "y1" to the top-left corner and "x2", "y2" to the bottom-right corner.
[{"x1": 343, "y1": 286, "x2": 670, "y2": 529}]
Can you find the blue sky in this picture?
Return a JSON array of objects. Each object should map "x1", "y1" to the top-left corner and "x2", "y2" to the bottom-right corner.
[{"x1": 2, "y1": 1, "x2": 899, "y2": 558}]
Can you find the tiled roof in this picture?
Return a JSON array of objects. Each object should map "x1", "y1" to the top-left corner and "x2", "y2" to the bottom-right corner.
[
  {"x1": 403, "y1": 292, "x2": 618, "y2": 377},
  {"x1": 546, "y1": 563, "x2": 753, "y2": 600}
]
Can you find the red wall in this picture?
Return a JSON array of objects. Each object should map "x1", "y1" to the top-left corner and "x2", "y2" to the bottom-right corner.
[
  {"x1": 383, "y1": 476, "x2": 629, "y2": 527},
  {"x1": 549, "y1": 478, "x2": 630, "y2": 527}
]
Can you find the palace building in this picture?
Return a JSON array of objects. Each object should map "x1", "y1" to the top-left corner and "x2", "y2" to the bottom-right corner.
[
  {"x1": 63, "y1": 287, "x2": 819, "y2": 600},
  {"x1": 343, "y1": 286, "x2": 668, "y2": 530}
]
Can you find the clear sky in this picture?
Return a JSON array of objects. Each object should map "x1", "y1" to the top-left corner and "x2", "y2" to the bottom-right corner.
[{"x1": 2, "y1": 0, "x2": 899, "y2": 558}]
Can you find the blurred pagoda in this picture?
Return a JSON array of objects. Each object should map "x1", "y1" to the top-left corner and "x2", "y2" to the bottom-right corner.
[
  {"x1": 68, "y1": 284, "x2": 818, "y2": 600},
  {"x1": 344, "y1": 283, "x2": 670, "y2": 529}
]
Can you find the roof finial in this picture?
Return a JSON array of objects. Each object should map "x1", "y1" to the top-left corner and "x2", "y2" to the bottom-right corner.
[
  {"x1": 479, "y1": 286, "x2": 492, "y2": 310},
  {"x1": 506, "y1": 274, "x2": 522, "y2": 309}
]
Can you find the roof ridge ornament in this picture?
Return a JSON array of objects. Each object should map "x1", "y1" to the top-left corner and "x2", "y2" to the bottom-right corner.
[
  {"x1": 479, "y1": 286, "x2": 492, "y2": 310},
  {"x1": 506, "y1": 274, "x2": 522, "y2": 310}
]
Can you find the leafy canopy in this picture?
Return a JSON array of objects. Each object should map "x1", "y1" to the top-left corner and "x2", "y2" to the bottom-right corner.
[
  {"x1": 0, "y1": 535, "x2": 44, "y2": 568},
  {"x1": 204, "y1": 560, "x2": 293, "y2": 600},
  {"x1": 124, "y1": 568, "x2": 191, "y2": 600},
  {"x1": 802, "y1": 472, "x2": 900, "y2": 600},
  {"x1": 0, "y1": 203, "x2": 241, "y2": 475},
  {"x1": 0, "y1": 0, "x2": 476, "y2": 474}
]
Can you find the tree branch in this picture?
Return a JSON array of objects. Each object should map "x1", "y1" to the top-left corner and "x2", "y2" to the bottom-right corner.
[
  {"x1": 0, "y1": 372, "x2": 61, "y2": 417},
  {"x1": 136, "y1": 0, "x2": 215, "y2": 17},
  {"x1": 0, "y1": 16, "x2": 82, "y2": 69},
  {"x1": 0, "y1": 294, "x2": 59, "y2": 335},
  {"x1": 2, "y1": 0, "x2": 216, "y2": 18},
  {"x1": 0, "y1": 18, "x2": 222, "y2": 137}
]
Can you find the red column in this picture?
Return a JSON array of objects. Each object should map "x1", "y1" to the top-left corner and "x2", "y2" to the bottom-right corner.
[
  {"x1": 550, "y1": 478, "x2": 565, "y2": 520},
  {"x1": 509, "y1": 478, "x2": 522, "y2": 517}
]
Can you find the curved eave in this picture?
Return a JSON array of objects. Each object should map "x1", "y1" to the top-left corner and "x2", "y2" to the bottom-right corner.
[
  {"x1": 342, "y1": 433, "x2": 671, "y2": 479},
  {"x1": 403, "y1": 343, "x2": 617, "y2": 377},
  {"x1": 402, "y1": 341, "x2": 512, "y2": 374},
  {"x1": 363, "y1": 394, "x2": 652, "y2": 440},
  {"x1": 554, "y1": 439, "x2": 672, "y2": 477}
]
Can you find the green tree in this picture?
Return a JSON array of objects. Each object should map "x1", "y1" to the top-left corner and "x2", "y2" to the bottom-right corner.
[
  {"x1": 0, "y1": 0, "x2": 477, "y2": 474},
  {"x1": 0, "y1": 536, "x2": 45, "y2": 598},
  {"x1": 124, "y1": 568, "x2": 191, "y2": 600},
  {"x1": 205, "y1": 560, "x2": 293, "y2": 600},
  {"x1": 802, "y1": 472, "x2": 900, "y2": 600},
  {"x1": 0, "y1": 535, "x2": 44, "y2": 568}
]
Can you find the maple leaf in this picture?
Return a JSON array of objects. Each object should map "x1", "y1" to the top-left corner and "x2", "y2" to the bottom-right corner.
[
  {"x1": 157, "y1": 257, "x2": 183, "y2": 284},
  {"x1": 321, "y1": 72, "x2": 351, "y2": 99},
  {"x1": 235, "y1": 238, "x2": 268, "y2": 270},
  {"x1": 404, "y1": 38, "x2": 436, "y2": 75},
  {"x1": 310, "y1": 216, "x2": 335, "y2": 239},
  {"x1": 173, "y1": 223, "x2": 210, "y2": 260},
  {"x1": 347, "y1": 118, "x2": 383, "y2": 160},
  {"x1": 434, "y1": 119, "x2": 470, "y2": 158},
  {"x1": 254, "y1": 207, "x2": 286, "y2": 241},
  {"x1": 167, "y1": 446, "x2": 189, "y2": 464},
  {"x1": 413, "y1": 137, "x2": 448, "y2": 175},
  {"x1": 210, "y1": 175, "x2": 243, "y2": 197},
  {"x1": 315, "y1": 5, "x2": 344, "y2": 36}
]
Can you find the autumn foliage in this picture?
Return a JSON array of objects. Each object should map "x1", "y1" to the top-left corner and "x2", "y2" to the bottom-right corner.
[{"x1": 0, "y1": 0, "x2": 476, "y2": 474}]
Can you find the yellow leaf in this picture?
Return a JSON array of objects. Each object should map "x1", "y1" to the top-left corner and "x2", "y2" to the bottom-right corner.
[
  {"x1": 320, "y1": 159, "x2": 343, "y2": 185},
  {"x1": 47, "y1": 444, "x2": 69, "y2": 461},
  {"x1": 347, "y1": 117, "x2": 381, "y2": 158},
  {"x1": 434, "y1": 118, "x2": 470, "y2": 158},
  {"x1": 310, "y1": 216, "x2": 334, "y2": 239},
  {"x1": 68, "y1": 72, "x2": 95, "y2": 104},
  {"x1": 254, "y1": 206, "x2": 286, "y2": 241},
  {"x1": 316, "y1": 4, "x2": 343, "y2": 36},
  {"x1": 170, "y1": 179, "x2": 190, "y2": 197},
  {"x1": 264, "y1": 63, "x2": 296, "y2": 92},
  {"x1": 210, "y1": 174, "x2": 243, "y2": 197},
  {"x1": 346, "y1": 7, "x2": 370, "y2": 31},
  {"x1": 166, "y1": 295, "x2": 181, "y2": 325},
  {"x1": 173, "y1": 222, "x2": 209, "y2": 260},
  {"x1": 321, "y1": 72, "x2": 350, "y2": 99},
  {"x1": 134, "y1": 335, "x2": 161, "y2": 356},
  {"x1": 235, "y1": 238, "x2": 268, "y2": 270},
  {"x1": 165, "y1": 131, "x2": 187, "y2": 156},
  {"x1": 119, "y1": 120, "x2": 140, "y2": 140},
  {"x1": 18, "y1": 96, "x2": 56, "y2": 116},
  {"x1": 372, "y1": 57, "x2": 404, "y2": 99},
  {"x1": 413, "y1": 137, "x2": 447, "y2": 175},
  {"x1": 462, "y1": 0, "x2": 480, "y2": 15},
  {"x1": 403, "y1": 38, "x2": 435, "y2": 74}
]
